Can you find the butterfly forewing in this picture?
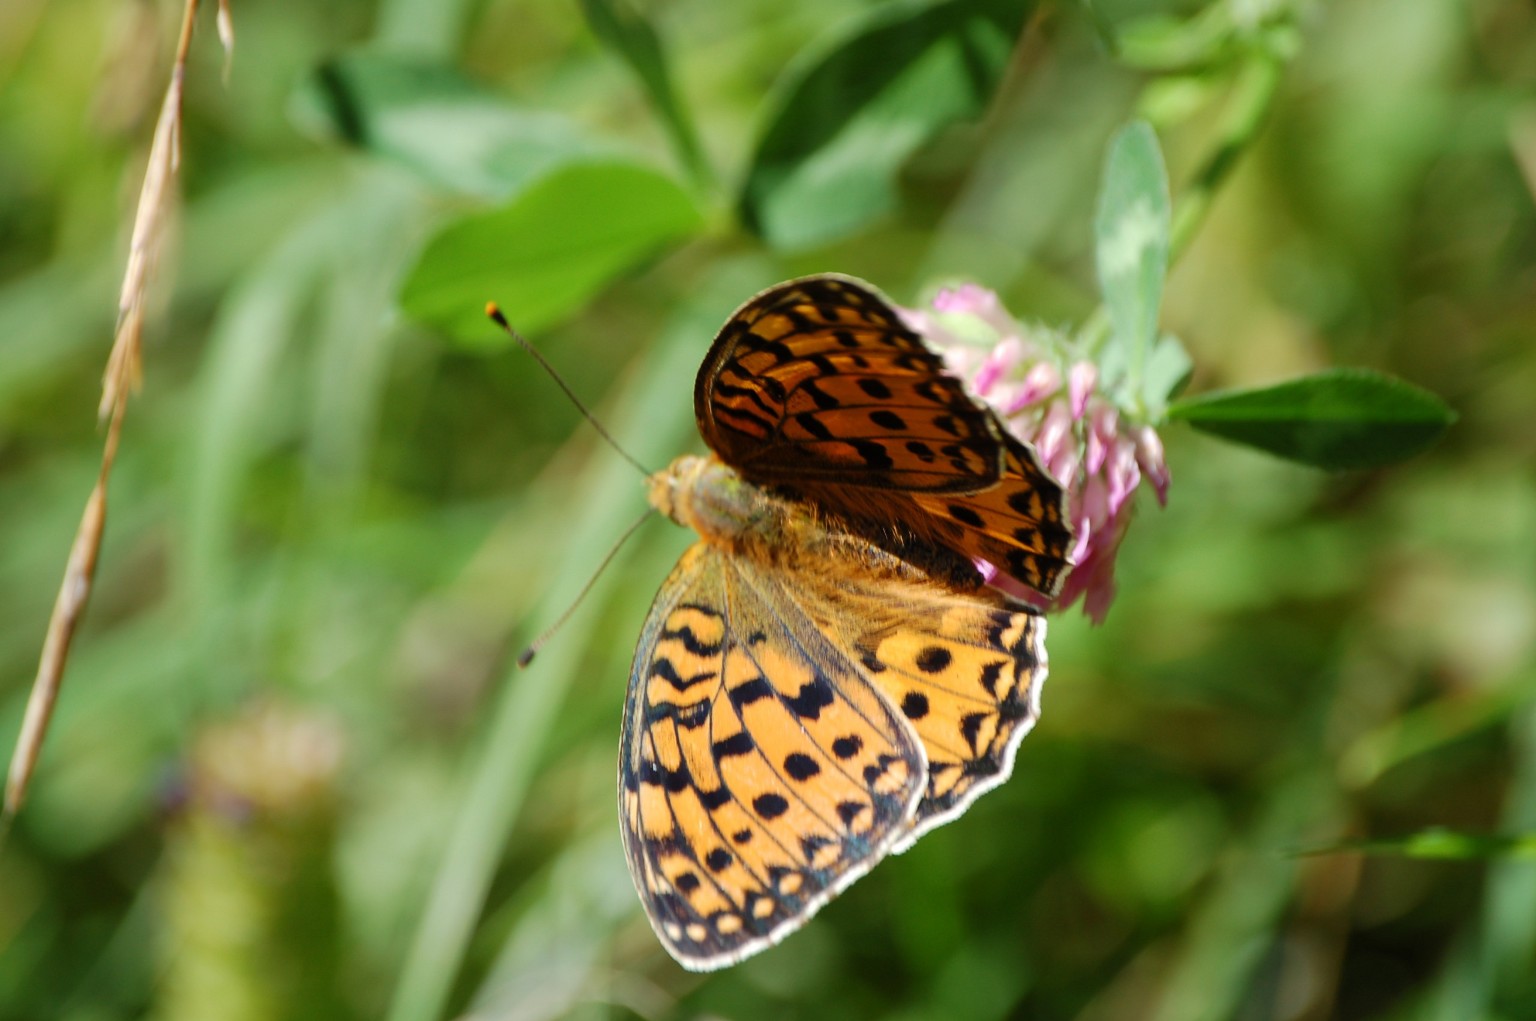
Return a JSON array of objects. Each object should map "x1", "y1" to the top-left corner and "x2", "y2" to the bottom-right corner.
[
  {"x1": 621, "y1": 543, "x2": 926, "y2": 971},
  {"x1": 911, "y1": 434, "x2": 1075, "y2": 597},
  {"x1": 696, "y1": 275, "x2": 1073, "y2": 598},
  {"x1": 697, "y1": 275, "x2": 1006, "y2": 492}
]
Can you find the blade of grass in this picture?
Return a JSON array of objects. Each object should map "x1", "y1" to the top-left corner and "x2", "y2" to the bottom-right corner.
[{"x1": 1480, "y1": 705, "x2": 1536, "y2": 1009}]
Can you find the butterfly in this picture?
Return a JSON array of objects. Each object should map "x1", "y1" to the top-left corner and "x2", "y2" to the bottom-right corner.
[{"x1": 621, "y1": 274, "x2": 1072, "y2": 971}]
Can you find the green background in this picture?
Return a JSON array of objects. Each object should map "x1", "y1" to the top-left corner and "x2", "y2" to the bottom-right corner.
[{"x1": 1, "y1": 1, "x2": 1533, "y2": 1019}]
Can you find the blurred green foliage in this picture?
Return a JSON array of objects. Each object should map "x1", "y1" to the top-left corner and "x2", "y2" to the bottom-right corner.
[{"x1": 1, "y1": 0, "x2": 1534, "y2": 1019}]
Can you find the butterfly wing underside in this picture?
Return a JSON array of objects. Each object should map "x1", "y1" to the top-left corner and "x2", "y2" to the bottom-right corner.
[
  {"x1": 620, "y1": 538, "x2": 1048, "y2": 970},
  {"x1": 695, "y1": 274, "x2": 1074, "y2": 598}
]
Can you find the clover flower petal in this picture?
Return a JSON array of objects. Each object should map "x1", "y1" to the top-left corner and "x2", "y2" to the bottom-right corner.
[{"x1": 905, "y1": 285, "x2": 1172, "y2": 623}]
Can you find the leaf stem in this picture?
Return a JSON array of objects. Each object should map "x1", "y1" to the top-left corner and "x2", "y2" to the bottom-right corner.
[{"x1": 1167, "y1": 49, "x2": 1284, "y2": 264}]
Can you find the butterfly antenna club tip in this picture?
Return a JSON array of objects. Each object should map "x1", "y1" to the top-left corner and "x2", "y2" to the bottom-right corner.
[{"x1": 484, "y1": 300, "x2": 651, "y2": 478}]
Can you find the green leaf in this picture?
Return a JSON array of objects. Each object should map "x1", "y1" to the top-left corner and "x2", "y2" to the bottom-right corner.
[
  {"x1": 1095, "y1": 120, "x2": 1171, "y2": 388},
  {"x1": 740, "y1": 0, "x2": 1033, "y2": 251},
  {"x1": 579, "y1": 0, "x2": 712, "y2": 189},
  {"x1": 398, "y1": 161, "x2": 703, "y2": 343},
  {"x1": 295, "y1": 52, "x2": 610, "y2": 199},
  {"x1": 1167, "y1": 368, "x2": 1455, "y2": 470},
  {"x1": 1298, "y1": 829, "x2": 1536, "y2": 861}
]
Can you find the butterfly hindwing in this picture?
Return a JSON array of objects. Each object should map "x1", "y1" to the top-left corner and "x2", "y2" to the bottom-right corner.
[
  {"x1": 621, "y1": 525, "x2": 1051, "y2": 970},
  {"x1": 842, "y1": 584, "x2": 1046, "y2": 848}
]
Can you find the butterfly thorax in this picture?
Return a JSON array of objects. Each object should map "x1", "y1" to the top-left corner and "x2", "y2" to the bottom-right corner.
[
  {"x1": 649, "y1": 454, "x2": 793, "y2": 554},
  {"x1": 649, "y1": 455, "x2": 860, "y2": 573},
  {"x1": 649, "y1": 454, "x2": 949, "y2": 590}
]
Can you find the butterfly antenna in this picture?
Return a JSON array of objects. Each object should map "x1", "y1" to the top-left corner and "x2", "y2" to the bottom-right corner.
[
  {"x1": 486, "y1": 303, "x2": 651, "y2": 477},
  {"x1": 517, "y1": 506, "x2": 654, "y2": 668}
]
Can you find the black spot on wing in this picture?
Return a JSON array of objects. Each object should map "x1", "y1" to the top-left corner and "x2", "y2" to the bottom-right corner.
[
  {"x1": 648, "y1": 700, "x2": 711, "y2": 729},
  {"x1": 712, "y1": 732, "x2": 756, "y2": 758},
  {"x1": 947, "y1": 504, "x2": 985, "y2": 528},
  {"x1": 729, "y1": 677, "x2": 773, "y2": 707},
  {"x1": 859, "y1": 652, "x2": 887, "y2": 674},
  {"x1": 640, "y1": 760, "x2": 693, "y2": 793},
  {"x1": 753, "y1": 793, "x2": 789, "y2": 819},
  {"x1": 785, "y1": 677, "x2": 835, "y2": 719},
  {"x1": 648, "y1": 658, "x2": 717, "y2": 692},
  {"x1": 783, "y1": 753, "x2": 821, "y2": 781},
  {"x1": 916, "y1": 646, "x2": 952, "y2": 674},
  {"x1": 977, "y1": 660, "x2": 1005, "y2": 697},
  {"x1": 857, "y1": 378, "x2": 893, "y2": 399},
  {"x1": 1007, "y1": 489, "x2": 1038, "y2": 515},
  {"x1": 795, "y1": 411, "x2": 834, "y2": 440},
  {"x1": 799, "y1": 379, "x2": 840, "y2": 411},
  {"x1": 699, "y1": 786, "x2": 732, "y2": 810},
  {"x1": 900, "y1": 692, "x2": 930, "y2": 720},
  {"x1": 960, "y1": 712, "x2": 988, "y2": 753},
  {"x1": 849, "y1": 439, "x2": 894, "y2": 471}
]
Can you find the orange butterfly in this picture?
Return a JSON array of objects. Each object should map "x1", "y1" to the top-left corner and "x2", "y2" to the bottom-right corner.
[{"x1": 621, "y1": 275, "x2": 1072, "y2": 970}]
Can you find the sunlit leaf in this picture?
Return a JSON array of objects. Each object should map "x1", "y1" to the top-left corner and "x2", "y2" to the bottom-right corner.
[
  {"x1": 398, "y1": 161, "x2": 703, "y2": 343},
  {"x1": 740, "y1": 0, "x2": 1033, "y2": 250},
  {"x1": 1095, "y1": 120, "x2": 1170, "y2": 388}
]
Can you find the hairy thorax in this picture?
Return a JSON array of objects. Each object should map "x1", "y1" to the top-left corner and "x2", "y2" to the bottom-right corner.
[
  {"x1": 648, "y1": 455, "x2": 898, "y2": 580},
  {"x1": 648, "y1": 454, "x2": 983, "y2": 592},
  {"x1": 648, "y1": 455, "x2": 795, "y2": 557}
]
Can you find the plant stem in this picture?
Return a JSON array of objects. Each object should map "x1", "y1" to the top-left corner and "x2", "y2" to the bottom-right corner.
[{"x1": 1168, "y1": 50, "x2": 1284, "y2": 264}]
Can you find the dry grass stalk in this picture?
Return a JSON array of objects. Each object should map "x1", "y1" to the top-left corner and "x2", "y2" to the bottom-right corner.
[{"x1": 3, "y1": 0, "x2": 233, "y2": 824}]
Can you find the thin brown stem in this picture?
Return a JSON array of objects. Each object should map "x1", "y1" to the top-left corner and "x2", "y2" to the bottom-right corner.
[{"x1": 3, "y1": 0, "x2": 226, "y2": 824}]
